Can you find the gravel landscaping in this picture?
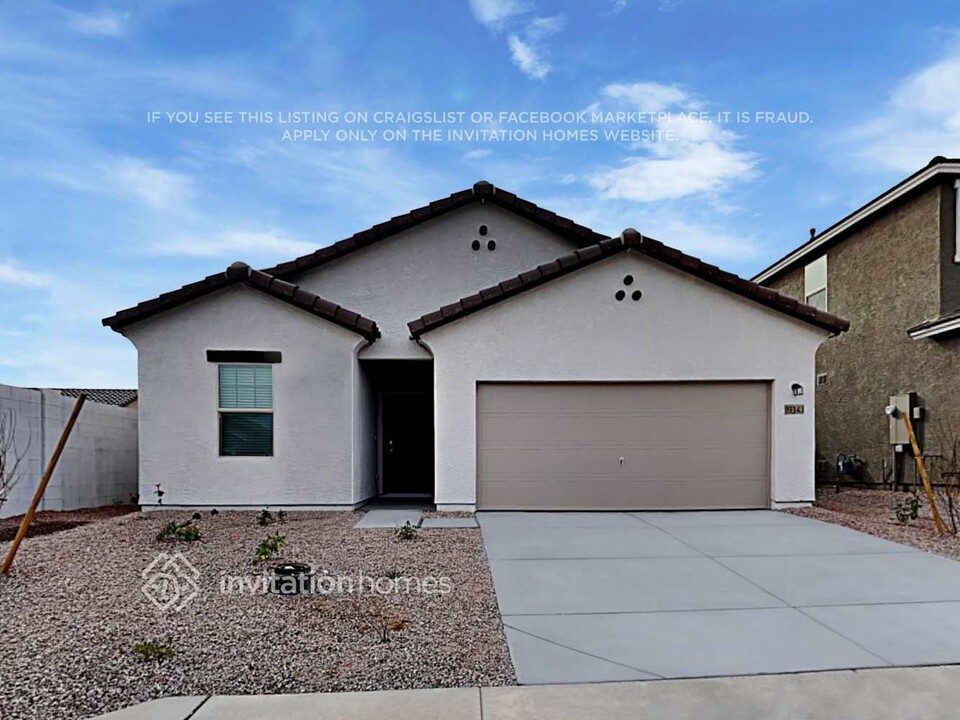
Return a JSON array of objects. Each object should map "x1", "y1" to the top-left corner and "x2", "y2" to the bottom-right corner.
[
  {"x1": 0, "y1": 510, "x2": 514, "y2": 720},
  {"x1": 0, "y1": 504, "x2": 136, "y2": 542},
  {"x1": 789, "y1": 487, "x2": 960, "y2": 561}
]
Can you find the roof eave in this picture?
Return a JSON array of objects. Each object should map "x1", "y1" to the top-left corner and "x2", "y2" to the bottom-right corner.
[{"x1": 753, "y1": 159, "x2": 960, "y2": 285}]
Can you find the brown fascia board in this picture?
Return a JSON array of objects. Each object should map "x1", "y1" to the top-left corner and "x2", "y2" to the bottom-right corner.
[
  {"x1": 753, "y1": 156, "x2": 960, "y2": 284},
  {"x1": 409, "y1": 230, "x2": 849, "y2": 338},
  {"x1": 102, "y1": 262, "x2": 380, "y2": 341},
  {"x1": 262, "y1": 181, "x2": 609, "y2": 279}
]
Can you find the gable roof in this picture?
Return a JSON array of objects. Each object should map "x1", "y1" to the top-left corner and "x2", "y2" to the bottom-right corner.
[
  {"x1": 262, "y1": 180, "x2": 608, "y2": 278},
  {"x1": 753, "y1": 156, "x2": 960, "y2": 284},
  {"x1": 57, "y1": 388, "x2": 138, "y2": 406},
  {"x1": 408, "y1": 229, "x2": 850, "y2": 338},
  {"x1": 102, "y1": 262, "x2": 380, "y2": 340}
]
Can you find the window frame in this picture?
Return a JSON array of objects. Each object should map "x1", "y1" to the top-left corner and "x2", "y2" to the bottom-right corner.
[
  {"x1": 803, "y1": 255, "x2": 828, "y2": 311},
  {"x1": 217, "y1": 363, "x2": 274, "y2": 457}
]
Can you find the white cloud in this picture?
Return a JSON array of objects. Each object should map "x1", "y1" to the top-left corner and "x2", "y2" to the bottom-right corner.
[
  {"x1": 153, "y1": 230, "x2": 316, "y2": 259},
  {"x1": 0, "y1": 260, "x2": 51, "y2": 289},
  {"x1": 507, "y1": 14, "x2": 564, "y2": 79},
  {"x1": 846, "y1": 47, "x2": 960, "y2": 172},
  {"x1": 610, "y1": 0, "x2": 628, "y2": 14},
  {"x1": 66, "y1": 10, "x2": 127, "y2": 37},
  {"x1": 44, "y1": 156, "x2": 196, "y2": 211},
  {"x1": 111, "y1": 158, "x2": 194, "y2": 210},
  {"x1": 508, "y1": 35, "x2": 551, "y2": 80},
  {"x1": 602, "y1": 82, "x2": 699, "y2": 113},
  {"x1": 588, "y1": 81, "x2": 758, "y2": 202},
  {"x1": 468, "y1": 1, "x2": 563, "y2": 80},
  {"x1": 658, "y1": 0, "x2": 685, "y2": 10},
  {"x1": 469, "y1": 0, "x2": 530, "y2": 28},
  {"x1": 464, "y1": 148, "x2": 494, "y2": 159}
]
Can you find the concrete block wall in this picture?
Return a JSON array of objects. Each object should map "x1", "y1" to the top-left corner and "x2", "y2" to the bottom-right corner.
[{"x1": 0, "y1": 385, "x2": 138, "y2": 518}]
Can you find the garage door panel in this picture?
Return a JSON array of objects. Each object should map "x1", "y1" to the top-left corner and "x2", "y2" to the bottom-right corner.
[
  {"x1": 479, "y1": 412, "x2": 766, "y2": 446},
  {"x1": 477, "y1": 382, "x2": 770, "y2": 510},
  {"x1": 479, "y1": 478, "x2": 768, "y2": 510},
  {"x1": 479, "y1": 445, "x2": 767, "y2": 481}
]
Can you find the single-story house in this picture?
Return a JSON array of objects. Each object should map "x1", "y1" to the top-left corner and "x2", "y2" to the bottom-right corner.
[{"x1": 103, "y1": 182, "x2": 847, "y2": 511}]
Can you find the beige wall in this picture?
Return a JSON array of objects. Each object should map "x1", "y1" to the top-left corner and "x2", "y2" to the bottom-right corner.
[
  {"x1": 423, "y1": 252, "x2": 829, "y2": 509},
  {"x1": 765, "y1": 185, "x2": 960, "y2": 484}
]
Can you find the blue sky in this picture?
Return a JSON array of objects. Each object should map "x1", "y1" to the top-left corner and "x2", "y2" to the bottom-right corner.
[{"x1": 1, "y1": 0, "x2": 959, "y2": 387}]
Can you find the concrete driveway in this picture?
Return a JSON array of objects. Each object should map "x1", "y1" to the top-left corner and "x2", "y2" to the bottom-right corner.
[{"x1": 479, "y1": 510, "x2": 960, "y2": 684}]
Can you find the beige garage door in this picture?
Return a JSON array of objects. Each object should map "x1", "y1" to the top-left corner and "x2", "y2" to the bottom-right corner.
[{"x1": 477, "y1": 382, "x2": 770, "y2": 510}]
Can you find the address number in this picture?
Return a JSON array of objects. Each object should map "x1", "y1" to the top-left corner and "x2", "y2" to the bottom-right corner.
[{"x1": 784, "y1": 404, "x2": 805, "y2": 415}]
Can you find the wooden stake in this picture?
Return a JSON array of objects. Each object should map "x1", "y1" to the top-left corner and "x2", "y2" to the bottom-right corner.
[
  {"x1": 1, "y1": 394, "x2": 86, "y2": 574},
  {"x1": 901, "y1": 410, "x2": 947, "y2": 536}
]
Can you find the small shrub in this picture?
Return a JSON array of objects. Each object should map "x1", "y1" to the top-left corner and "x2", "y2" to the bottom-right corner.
[
  {"x1": 353, "y1": 597, "x2": 407, "y2": 643},
  {"x1": 894, "y1": 490, "x2": 922, "y2": 525},
  {"x1": 277, "y1": 509, "x2": 287, "y2": 523},
  {"x1": 255, "y1": 533, "x2": 287, "y2": 563},
  {"x1": 210, "y1": 508, "x2": 219, "y2": 517},
  {"x1": 395, "y1": 521, "x2": 417, "y2": 541},
  {"x1": 257, "y1": 508, "x2": 274, "y2": 526},
  {"x1": 133, "y1": 637, "x2": 175, "y2": 662},
  {"x1": 191, "y1": 512, "x2": 202, "y2": 521},
  {"x1": 156, "y1": 519, "x2": 202, "y2": 542}
]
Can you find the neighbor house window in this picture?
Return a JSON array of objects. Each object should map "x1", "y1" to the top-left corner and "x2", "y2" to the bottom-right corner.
[
  {"x1": 804, "y1": 255, "x2": 828, "y2": 311},
  {"x1": 218, "y1": 365, "x2": 273, "y2": 456}
]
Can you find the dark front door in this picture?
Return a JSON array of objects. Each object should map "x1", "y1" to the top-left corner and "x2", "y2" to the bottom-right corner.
[{"x1": 382, "y1": 391, "x2": 433, "y2": 495}]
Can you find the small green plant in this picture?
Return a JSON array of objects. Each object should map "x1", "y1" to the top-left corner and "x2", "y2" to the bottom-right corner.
[
  {"x1": 895, "y1": 490, "x2": 922, "y2": 525},
  {"x1": 257, "y1": 507, "x2": 275, "y2": 526},
  {"x1": 255, "y1": 533, "x2": 287, "y2": 562},
  {"x1": 277, "y1": 509, "x2": 287, "y2": 523},
  {"x1": 133, "y1": 637, "x2": 176, "y2": 662},
  {"x1": 156, "y1": 519, "x2": 202, "y2": 542},
  {"x1": 191, "y1": 512, "x2": 202, "y2": 521},
  {"x1": 395, "y1": 521, "x2": 417, "y2": 541}
]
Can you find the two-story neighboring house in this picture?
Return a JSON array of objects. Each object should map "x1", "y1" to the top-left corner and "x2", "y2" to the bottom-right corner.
[{"x1": 755, "y1": 156, "x2": 960, "y2": 486}]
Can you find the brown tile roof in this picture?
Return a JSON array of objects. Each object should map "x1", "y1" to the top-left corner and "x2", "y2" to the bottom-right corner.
[
  {"x1": 408, "y1": 229, "x2": 850, "y2": 338},
  {"x1": 57, "y1": 388, "x2": 138, "y2": 406},
  {"x1": 262, "y1": 181, "x2": 608, "y2": 278},
  {"x1": 102, "y1": 262, "x2": 380, "y2": 341}
]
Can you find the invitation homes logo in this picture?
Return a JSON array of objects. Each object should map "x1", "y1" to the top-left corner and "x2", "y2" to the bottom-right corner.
[
  {"x1": 141, "y1": 551, "x2": 201, "y2": 613},
  {"x1": 140, "y1": 553, "x2": 452, "y2": 613}
]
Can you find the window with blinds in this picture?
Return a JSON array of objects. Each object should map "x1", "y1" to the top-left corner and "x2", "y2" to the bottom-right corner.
[{"x1": 218, "y1": 365, "x2": 273, "y2": 456}]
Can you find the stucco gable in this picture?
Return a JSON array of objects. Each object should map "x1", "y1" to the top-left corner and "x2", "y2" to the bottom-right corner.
[
  {"x1": 103, "y1": 261, "x2": 380, "y2": 340},
  {"x1": 409, "y1": 230, "x2": 850, "y2": 338},
  {"x1": 263, "y1": 180, "x2": 606, "y2": 279}
]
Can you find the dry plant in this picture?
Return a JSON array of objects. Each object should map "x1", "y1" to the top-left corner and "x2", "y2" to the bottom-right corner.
[
  {"x1": 933, "y1": 417, "x2": 960, "y2": 534},
  {"x1": 0, "y1": 409, "x2": 31, "y2": 511},
  {"x1": 352, "y1": 594, "x2": 407, "y2": 643}
]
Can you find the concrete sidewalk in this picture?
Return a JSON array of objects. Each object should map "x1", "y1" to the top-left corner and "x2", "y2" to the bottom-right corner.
[{"x1": 96, "y1": 665, "x2": 960, "y2": 719}]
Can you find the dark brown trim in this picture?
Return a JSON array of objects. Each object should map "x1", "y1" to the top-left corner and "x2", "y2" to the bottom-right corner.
[
  {"x1": 262, "y1": 180, "x2": 608, "y2": 279},
  {"x1": 754, "y1": 157, "x2": 960, "y2": 284},
  {"x1": 206, "y1": 350, "x2": 282, "y2": 363},
  {"x1": 409, "y1": 230, "x2": 850, "y2": 338},
  {"x1": 103, "y1": 262, "x2": 381, "y2": 341}
]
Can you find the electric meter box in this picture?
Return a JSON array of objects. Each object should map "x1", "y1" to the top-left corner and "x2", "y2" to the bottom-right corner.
[{"x1": 888, "y1": 392, "x2": 916, "y2": 445}]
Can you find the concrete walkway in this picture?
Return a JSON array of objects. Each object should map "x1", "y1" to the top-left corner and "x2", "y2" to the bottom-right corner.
[
  {"x1": 95, "y1": 665, "x2": 960, "y2": 719},
  {"x1": 480, "y1": 510, "x2": 960, "y2": 684}
]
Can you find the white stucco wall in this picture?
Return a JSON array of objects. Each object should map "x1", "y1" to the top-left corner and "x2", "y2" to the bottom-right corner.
[
  {"x1": 0, "y1": 385, "x2": 138, "y2": 518},
  {"x1": 295, "y1": 203, "x2": 578, "y2": 359},
  {"x1": 419, "y1": 251, "x2": 830, "y2": 509},
  {"x1": 125, "y1": 285, "x2": 367, "y2": 508}
]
